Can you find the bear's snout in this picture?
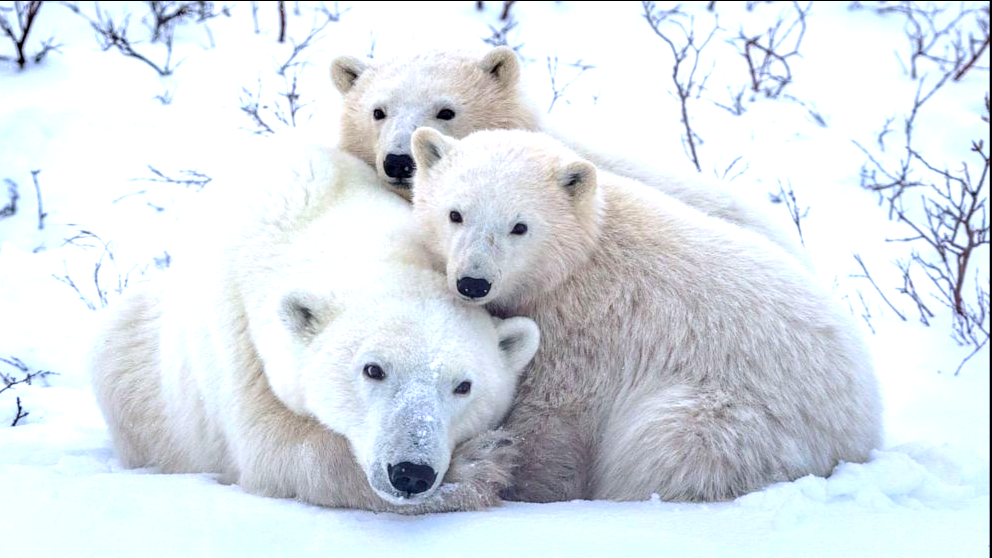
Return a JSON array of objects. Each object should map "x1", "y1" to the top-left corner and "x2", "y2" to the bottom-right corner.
[
  {"x1": 383, "y1": 153, "x2": 415, "y2": 182},
  {"x1": 387, "y1": 462, "x2": 437, "y2": 496},
  {"x1": 457, "y1": 276, "x2": 492, "y2": 299}
]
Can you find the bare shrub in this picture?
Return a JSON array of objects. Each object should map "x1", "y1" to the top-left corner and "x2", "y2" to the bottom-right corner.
[
  {"x1": 238, "y1": 12, "x2": 340, "y2": 134},
  {"x1": 52, "y1": 229, "x2": 148, "y2": 310},
  {"x1": 1, "y1": 356, "x2": 57, "y2": 427},
  {"x1": 877, "y1": 1, "x2": 989, "y2": 81},
  {"x1": 3, "y1": 170, "x2": 46, "y2": 229},
  {"x1": 65, "y1": 2, "x2": 183, "y2": 76},
  {"x1": 730, "y1": 1, "x2": 812, "y2": 99},
  {"x1": 642, "y1": 1, "x2": 720, "y2": 172},
  {"x1": 854, "y1": 83, "x2": 989, "y2": 375},
  {"x1": 545, "y1": 55, "x2": 595, "y2": 114},
  {"x1": 0, "y1": 1, "x2": 61, "y2": 69},
  {"x1": 768, "y1": 179, "x2": 809, "y2": 248}
]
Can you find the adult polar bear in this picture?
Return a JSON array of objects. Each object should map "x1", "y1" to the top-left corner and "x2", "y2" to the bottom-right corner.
[
  {"x1": 89, "y1": 145, "x2": 540, "y2": 513},
  {"x1": 330, "y1": 46, "x2": 806, "y2": 263},
  {"x1": 410, "y1": 128, "x2": 882, "y2": 502}
]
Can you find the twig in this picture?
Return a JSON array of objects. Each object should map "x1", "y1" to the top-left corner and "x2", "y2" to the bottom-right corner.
[
  {"x1": 769, "y1": 179, "x2": 808, "y2": 248},
  {"x1": 1, "y1": 178, "x2": 18, "y2": 219},
  {"x1": 277, "y1": 0, "x2": 286, "y2": 43},
  {"x1": 851, "y1": 253, "x2": 908, "y2": 321},
  {"x1": 31, "y1": 169, "x2": 45, "y2": 230},
  {"x1": 500, "y1": 0, "x2": 515, "y2": 21},
  {"x1": 642, "y1": 2, "x2": 720, "y2": 173},
  {"x1": 0, "y1": 1, "x2": 51, "y2": 69},
  {"x1": 546, "y1": 56, "x2": 595, "y2": 114}
]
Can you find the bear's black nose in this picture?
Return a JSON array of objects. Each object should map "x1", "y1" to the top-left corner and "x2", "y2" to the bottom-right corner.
[
  {"x1": 388, "y1": 462, "x2": 437, "y2": 496},
  {"x1": 383, "y1": 153, "x2": 415, "y2": 180},
  {"x1": 457, "y1": 276, "x2": 492, "y2": 299}
]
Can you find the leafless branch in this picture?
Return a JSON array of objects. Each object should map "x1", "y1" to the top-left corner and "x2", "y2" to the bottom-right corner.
[
  {"x1": 879, "y1": 2, "x2": 988, "y2": 80},
  {"x1": 482, "y1": 16, "x2": 523, "y2": 53},
  {"x1": 30, "y1": 169, "x2": 45, "y2": 230},
  {"x1": 500, "y1": 0, "x2": 516, "y2": 21},
  {"x1": 278, "y1": 0, "x2": 286, "y2": 43},
  {"x1": 731, "y1": 1, "x2": 811, "y2": 99},
  {"x1": 546, "y1": 55, "x2": 595, "y2": 114},
  {"x1": 0, "y1": 1, "x2": 60, "y2": 69},
  {"x1": 642, "y1": 2, "x2": 720, "y2": 173},
  {"x1": 65, "y1": 3, "x2": 183, "y2": 76},
  {"x1": 769, "y1": 179, "x2": 808, "y2": 248},
  {"x1": 52, "y1": 229, "x2": 146, "y2": 310},
  {"x1": 133, "y1": 165, "x2": 212, "y2": 191},
  {"x1": 1, "y1": 178, "x2": 19, "y2": 219},
  {"x1": 851, "y1": 253, "x2": 909, "y2": 322}
]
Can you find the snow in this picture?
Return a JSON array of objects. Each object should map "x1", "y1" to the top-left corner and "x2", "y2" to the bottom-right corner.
[{"x1": 0, "y1": 1, "x2": 988, "y2": 556}]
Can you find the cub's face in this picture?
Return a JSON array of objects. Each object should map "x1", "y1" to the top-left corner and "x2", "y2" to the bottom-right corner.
[
  {"x1": 410, "y1": 128, "x2": 600, "y2": 310},
  {"x1": 331, "y1": 47, "x2": 531, "y2": 197},
  {"x1": 278, "y1": 290, "x2": 539, "y2": 505}
]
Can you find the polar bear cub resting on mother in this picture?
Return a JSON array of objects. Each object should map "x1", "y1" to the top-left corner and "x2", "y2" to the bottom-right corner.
[
  {"x1": 89, "y1": 146, "x2": 540, "y2": 513},
  {"x1": 410, "y1": 128, "x2": 883, "y2": 502},
  {"x1": 330, "y1": 46, "x2": 806, "y2": 264}
]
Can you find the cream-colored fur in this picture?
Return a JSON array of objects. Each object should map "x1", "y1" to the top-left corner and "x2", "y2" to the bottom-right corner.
[
  {"x1": 89, "y1": 145, "x2": 540, "y2": 513},
  {"x1": 331, "y1": 47, "x2": 806, "y2": 264},
  {"x1": 410, "y1": 128, "x2": 883, "y2": 503}
]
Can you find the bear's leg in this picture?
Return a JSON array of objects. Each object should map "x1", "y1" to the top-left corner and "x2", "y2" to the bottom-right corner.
[
  {"x1": 89, "y1": 288, "x2": 170, "y2": 469},
  {"x1": 590, "y1": 385, "x2": 797, "y2": 502},
  {"x1": 499, "y1": 405, "x2": 592, "y2": 503}
]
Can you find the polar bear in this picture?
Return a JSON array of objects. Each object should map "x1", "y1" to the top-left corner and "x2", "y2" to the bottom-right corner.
[
  {"x1": 330, "y1": 46, "x2": 806, "y2": 263},
  {"x1": 89, "y1": 145, "x2": 540, "y2": 513},
  {"x1": 409, "y1": 128, "x2": 883, "y2": 503}
]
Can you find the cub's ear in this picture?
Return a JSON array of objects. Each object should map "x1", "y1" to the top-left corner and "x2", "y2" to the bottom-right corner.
[
  {"x1": 279, "y1": 289, "x2": 337, "y2": 340},
  {"x1": 495, "y1": 316, "x2": 541, "y2": 374},
  {"x1": 558, "y1": 160, "x2": 597, "y2": 200},
  {"x1": 479, "y1": 46, "x2": 520, "y2": 88},
  {"x1": 411, "y1": 127, "x2": 458, "y2": 172},
  {"x1": 330, "y1": 55, "x2": 370, "y2": 94}
]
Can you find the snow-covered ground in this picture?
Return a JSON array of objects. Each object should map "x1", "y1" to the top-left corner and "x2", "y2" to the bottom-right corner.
[{"x1": 1, "y1": 1, "x2": 988, "y2": 556}]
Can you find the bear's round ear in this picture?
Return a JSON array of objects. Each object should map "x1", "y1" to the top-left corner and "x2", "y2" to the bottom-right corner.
[
  {"x1": 279, "y1": 289, "x2": 337, "y2": 340},
  {"x1": 330, "y1": 55, "x2": 370, "y2": 94},
  {"x1": 495, "y1": 316, "x2": 540, "y2": 374},
  {"x1": 558, "y1": 160, "x2": 597, "y2": 201},
  {"x1": 411, "y1": 127, "x2": 458, "y2": 172},
  {"x1": 478, "y1": 47, "x2": 520, "y2": 88}
]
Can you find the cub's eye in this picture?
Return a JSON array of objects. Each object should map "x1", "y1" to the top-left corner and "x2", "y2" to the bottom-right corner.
[
  {"x1": 449, "y1": 210, "x2": 463, "y2": 224},
  {"x1": 436, "y1": 108, "x2": 456, "y2": 120},
  {"x1": 511, "y1": 223, "x2": 528, "y2": 235},
  {"x1": 373, "y1": 108, "x2": 386, "y2": 120},
  {"x1": 363, "y1": 363, "x2": 385, "y2": 380},
  {"x1": 454, "y1": 381, "x2": 472, "y2": 395}
]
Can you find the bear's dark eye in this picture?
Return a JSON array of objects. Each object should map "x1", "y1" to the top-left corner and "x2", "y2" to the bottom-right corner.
[
  {"x1": 373, "y1": 108, "x2": 386, "y2": 120},
  {"x1": 436, "y1": 108, "x2": 456, "y2": 120},
  {"x1": 449, "y1": 210, "x2": 463, "y2": 224},
  {"x1": 454, "y1": 381, "x2": 472, "y2": 395},
  {"x1": 363, "y1": 363, "x2": 385, "y2": 381},
  {"x1": 511, "y1": 223, "x2": 528, "y2": 235}
]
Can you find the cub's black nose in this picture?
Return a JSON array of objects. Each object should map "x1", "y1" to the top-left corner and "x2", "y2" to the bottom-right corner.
[
  {"x1": 388, "y1": 462, "x2": 437, "y2": 496},
  {"x1": 383, "y1": 154, "x2": 415, "y2": 180},
  {"x1": 457, "y1": 276, "x2": 492, "y2": 299}
]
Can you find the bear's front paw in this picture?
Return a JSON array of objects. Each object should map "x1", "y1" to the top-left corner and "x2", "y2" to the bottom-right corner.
[{"x1": 445, "y1": 428, "x2": 519, "y2": 495}]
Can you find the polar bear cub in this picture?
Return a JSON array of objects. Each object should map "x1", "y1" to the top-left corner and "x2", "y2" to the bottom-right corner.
[
  {"x1": 330, "y1": 46, "x2": 805, "y2": 263},
  {"x1": 410, "y1": 128, "x2": 882, "y2": 502},
  {"x1": 90, "y1": 145, "x2": 540, "y2": 512}
]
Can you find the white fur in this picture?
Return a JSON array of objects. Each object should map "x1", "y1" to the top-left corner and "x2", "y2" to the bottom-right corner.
[
  {"x1": 330, "y1": 47, "x2": 807, "y2": 264},
  {"x1": 411, "y1": 128, "x2": 883, "y2": 503},
  {"x1": 89, "y1": 145, "x2": 539, "y2": 512}
]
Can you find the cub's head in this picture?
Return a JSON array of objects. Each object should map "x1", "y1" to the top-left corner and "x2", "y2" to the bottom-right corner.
[
  {"x1": 330, "y1": 47, "x2": 537, "y2": 197},
  {"x1": 410, "y1": 128, "x2": 603, "y2": 311},
  {"x1": 274, "y1": 288, "x2": 538, "y2": 506}
]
